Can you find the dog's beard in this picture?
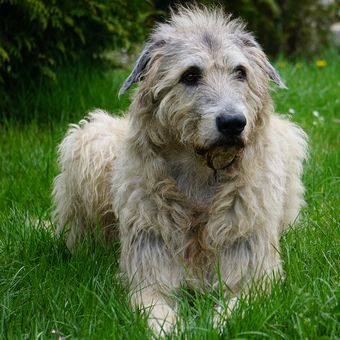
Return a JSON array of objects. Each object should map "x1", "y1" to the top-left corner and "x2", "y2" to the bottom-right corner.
[{"x1": 195, "y1": 137, "x2": 244, "y2": 170}]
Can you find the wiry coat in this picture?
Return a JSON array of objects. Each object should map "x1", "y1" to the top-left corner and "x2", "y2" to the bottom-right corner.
[{"x1": 53, "y1": 7, "x2": 308, "y2": 334}]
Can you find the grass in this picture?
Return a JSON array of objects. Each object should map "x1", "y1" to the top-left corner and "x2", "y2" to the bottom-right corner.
[{"x1": 0, "y1": 51, "x2": 339, "y2": 339}]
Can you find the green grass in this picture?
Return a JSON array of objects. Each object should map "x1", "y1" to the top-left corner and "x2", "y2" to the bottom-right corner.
[{"x1": 0, "y1": 52, "x2": 339, "y2": 339}]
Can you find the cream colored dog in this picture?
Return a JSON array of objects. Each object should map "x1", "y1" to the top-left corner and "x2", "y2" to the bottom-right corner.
[{"x1": 53, "y1": 7, "x2": 308, "y2": 334}]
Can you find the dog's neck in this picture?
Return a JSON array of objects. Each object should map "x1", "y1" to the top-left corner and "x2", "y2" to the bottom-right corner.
[
  {"x1": 161, "y1": 145, "x2": 221, "y2": 206},
  {"x1": 159, "y1": 128, "x2": 269, "y2": 207}
]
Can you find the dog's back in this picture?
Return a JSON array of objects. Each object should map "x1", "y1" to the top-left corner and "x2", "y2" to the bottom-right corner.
[{"x1": 53, "y1": 110, "x2": 128, "y2": 249}]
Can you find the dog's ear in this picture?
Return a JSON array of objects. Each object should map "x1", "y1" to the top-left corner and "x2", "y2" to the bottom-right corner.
[
  {"x1": 240, "y1": 34, "x2": 287, "y2": 89},
  {"x1": 119, "y1": 40, "x2": 164, "y2": 96},
  {"x1": 263, "y1": 61, "x2": 287, "y2": 89}
]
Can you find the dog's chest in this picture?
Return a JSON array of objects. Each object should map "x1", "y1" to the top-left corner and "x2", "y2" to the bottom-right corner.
[
  {"x1": 175, "y1": 172, "x2": 217, "y2": 206},
  {"x1": 167, "y1": 151, "x2": 218, "y2": 206}
]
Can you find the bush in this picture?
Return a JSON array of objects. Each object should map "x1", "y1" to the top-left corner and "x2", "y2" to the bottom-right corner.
[
  {"x1": 279, "y1": 0, "x2": 337, "y2": 57},
  {"x1": 176, "y1": 0, "x2": 337, "y2": 58},
  {"x1": 0, "y1": 0, "x2": 154, "y2": 91}
]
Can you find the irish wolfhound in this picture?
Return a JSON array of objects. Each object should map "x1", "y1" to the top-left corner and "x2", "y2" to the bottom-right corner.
[{"x1": 53, "y1": 7, "x2": 308, "y2": 334}]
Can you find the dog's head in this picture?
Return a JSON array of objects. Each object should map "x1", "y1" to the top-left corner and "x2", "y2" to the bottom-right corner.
[{"x1": 120, "y1": 7, "x2": 286, "y2": 170}]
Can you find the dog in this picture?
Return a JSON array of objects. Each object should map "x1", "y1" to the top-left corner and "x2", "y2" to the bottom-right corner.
[{"x1": 53, "y1": 6, "x2": 308, "y2": 335}]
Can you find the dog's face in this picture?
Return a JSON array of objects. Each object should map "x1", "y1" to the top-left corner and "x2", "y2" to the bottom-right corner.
[{"x1": 120, "y1": 8, "x2": 285, "y2": 170}]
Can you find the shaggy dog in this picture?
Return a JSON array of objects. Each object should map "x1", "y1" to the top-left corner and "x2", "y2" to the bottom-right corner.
[{"x1": 53, "y1": 7, "x2": 308, "y2": 334}]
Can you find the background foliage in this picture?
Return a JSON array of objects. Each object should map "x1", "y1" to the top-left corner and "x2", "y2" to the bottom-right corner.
[
  {"x1": 0, "y1": 0, "x2": 337, "y2": 120},
  {"x1": 0, "y1": 0, "x2": 154, "y2": 103},
  {"x1": 219, "y1": 0, "x2": 337, "y2": 57}
]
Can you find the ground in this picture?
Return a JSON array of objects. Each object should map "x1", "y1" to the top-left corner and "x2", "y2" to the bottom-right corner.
[{"x1": 0, "y1": 51, "x2": 339, "y2": 339}]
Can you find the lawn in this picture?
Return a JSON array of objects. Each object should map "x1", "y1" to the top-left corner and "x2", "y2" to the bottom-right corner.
[{"x1": 0, "y1": 52, "x2": 339, "y2": 339}]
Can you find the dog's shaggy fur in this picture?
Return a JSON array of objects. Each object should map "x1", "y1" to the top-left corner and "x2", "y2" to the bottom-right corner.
[{"x1": 53, "y1": 7, "x2": 308, "y2": 334}]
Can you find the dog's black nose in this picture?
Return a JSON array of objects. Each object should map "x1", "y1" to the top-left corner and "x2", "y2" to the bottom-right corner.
[{"x1": 216, "y1": 113, "x2": 247, "y2": 136}]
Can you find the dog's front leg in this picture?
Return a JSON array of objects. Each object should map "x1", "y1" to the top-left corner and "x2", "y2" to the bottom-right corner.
[
  {"x1": 120, "y1": 229, "x2": 183, "y2": 335},
  {"x1": 112, "y1": 159, "x2": 194, "y2": 334},
  {"x1": 132, "y1": 286, "x2": 177, "y2": 336},
  {"x1": 213, "y1": 231, "x2": 282, "y2": 326}
]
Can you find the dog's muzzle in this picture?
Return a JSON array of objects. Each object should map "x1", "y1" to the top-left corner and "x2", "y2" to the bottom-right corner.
[{"x1": 195, "y1": 137, "x2": 244, "y2": 171}]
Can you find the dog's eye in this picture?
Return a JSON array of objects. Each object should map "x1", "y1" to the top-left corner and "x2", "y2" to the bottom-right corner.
[
  {"x1": 180, "y1": 66, "x2": 202, "y2": 86},
  {"x1": 234, "y1": 66, "x2": 247, "y2": 81}
]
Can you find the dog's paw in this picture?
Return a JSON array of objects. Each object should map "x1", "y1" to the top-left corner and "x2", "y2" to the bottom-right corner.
[
  {"x1": 148, "y1": 302, "x2": 176, "y2": 337},
  {"x1": 213, "y1": 296, "x2": 238, "y2": 330}
]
